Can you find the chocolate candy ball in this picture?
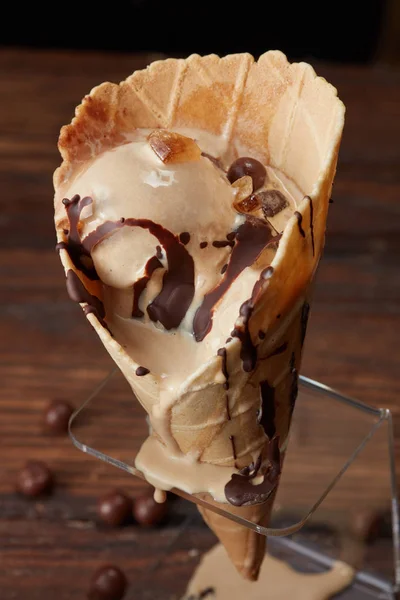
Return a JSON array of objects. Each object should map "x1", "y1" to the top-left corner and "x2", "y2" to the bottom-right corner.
[
  {"x1": 88, "y1": 565, "x2": 127, "y2": 600},
  {"x1": 97, "y1": 490, "x2": 133, "y2": 527},
  {"x1": 17, "y1": 461, "x2": 53, "y2": 497},
  {"x1": 227, "y1": 157, "x2": 266, "y2": 191}
]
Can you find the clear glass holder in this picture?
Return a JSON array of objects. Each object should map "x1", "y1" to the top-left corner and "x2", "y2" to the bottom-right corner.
[{"x1": 69, "y1": 369, "x2": 400, "y2": 596}]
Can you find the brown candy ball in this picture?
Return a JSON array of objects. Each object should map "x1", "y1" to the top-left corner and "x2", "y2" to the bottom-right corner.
[
  {"x1": 133, "y1": 491, "x2": 168, "y2": 527},
  {"x1": 227, "y1": 157, "x2": 266, "y2": 191},
  {"x1": 88, "y1": 565, "x2": 127, "y2": 600},
  {"x1": 16, "y1": 461, "x2": 53, "y2": 497},
  {"x1": 44, "y1": 399, "x2": 74, "y2": 434},
  {"x1": 97, "y1": 490, "x2": 133, "y2": 527}
]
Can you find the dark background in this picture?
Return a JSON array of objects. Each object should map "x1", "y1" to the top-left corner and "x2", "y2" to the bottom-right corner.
[{"x1": 1, "y1": 1, "x2": 398, "y2": 63}]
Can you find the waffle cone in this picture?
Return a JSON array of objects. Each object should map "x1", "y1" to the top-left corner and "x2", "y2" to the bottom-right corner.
[
  {"x1": 197, "y1": 489, "x2": 277, "y2": 581},
  {"x1": 54, "y1": 52, "x2": 345, "y2": 580}
]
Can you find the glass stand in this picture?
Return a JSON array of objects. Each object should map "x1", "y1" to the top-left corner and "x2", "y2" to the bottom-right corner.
[{"x1": 69, "y1": 369, "x2": 400, "y2": 598}]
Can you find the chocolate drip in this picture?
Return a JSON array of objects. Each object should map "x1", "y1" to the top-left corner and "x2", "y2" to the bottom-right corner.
[
  {"x1": 225, "y1": 436, "x2": 281, "y2": 506},
  {"x1": 217, "y1": 348, "x2": 229, "y2": 391},
  {"x1": 289, "y1": 352, "x2": 299, "y2": 411},
  {"x1": 220, "y1": 263, "x2": 228, "y2": 275},
  {"x1": 231, "y1": 301, "x2": 256, "y2": 372},
  {"x1": 136, "y1": 366, "x2": 150, "y2": 376},
  {"x1": 179, "y1": 232, "x2": 191, "y2": 245},
  {"x1": 132, "y1": 255, "x2": 163, "y2": 318},
  {"x1": 258, "y1": 381, "x2": 276, "y2": 440},
  {"x1": 193, "y1": 219, "x2": 275, "y2": 342},
  {"x1": 229, "y1": 435, "x2": 237, "y2": 464},
  {"x1": 187, "y1": 587, "x2": 216, "y2": 600},
  {"x1": 156, "y1": 245, "x2": 163, "y2": 259},
  {"x1": 217, "y1": 347, "x2": 230, "y2": 419},
  {"x1": 230, "y1": 266, "x2": 274, "y2": 372},
  {"x1": 201, "y1": 152, "x2": 224, "y2": 171},
  {"x1": 199, "y1": 241, "x2": 208, "y2": 249},
  {"x1": 212, "y1": 240, "x2": 235, "y2": 248},
  {"x1": 294, "y1": 211, "x2": 306, "y2": 238},
  {"x1": 301, "y1": 302, "x2": 310, "y2": 346},
  {"x1": 59, "y1": 195, "x2": 98, "y2": 280},
  {"x1": 267, "y1": 341, "x2": 288, "y2": 358},
  {"x1": 65, "y1": 270, "x2": 107, "y2": 330},
  {"x1": 82, "y1": 219, "x2": 195, "y2": 331},
  {"x1": 307, "y1": 196, "x2": 315, "y2": 256}
]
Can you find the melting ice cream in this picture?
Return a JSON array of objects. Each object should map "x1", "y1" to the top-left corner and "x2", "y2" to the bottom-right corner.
[{"x1": 54, "y1": 51, "x2": 345, "y2": 580}]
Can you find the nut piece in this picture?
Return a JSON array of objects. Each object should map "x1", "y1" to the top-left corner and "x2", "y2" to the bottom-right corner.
[
  {"x1": 232, "y1": 175, "x2": 253, "y2": 204},
  {"x1": 148, "y1": 130, "x2": 201, "y2": 164},
  {"x1": 232, "y1": 176, "x2": 262, "y2": 214},
  {"x1": 235, "y1": 194, "x2": 261, "y2": 214}
]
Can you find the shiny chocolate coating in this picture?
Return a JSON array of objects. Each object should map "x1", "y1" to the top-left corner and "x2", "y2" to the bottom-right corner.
[
  {"x1": 44, "y1": 399, "x2": 74, "y2": 434},
  {"x1": 88, "y1": 565, "x2": 127, "y2": 600},
  {"x1": 17, "y1": 461, "x2": 53, "y2": 497},
  {"x1": 97, "y1": 490, "x2": 133, "y2": 527},
  {"x1": 227, "y1": 157, "x2": 266, "y2": 191},
  {"x1": 133, "y1": 491, "x2": 168, "y2": 527}
]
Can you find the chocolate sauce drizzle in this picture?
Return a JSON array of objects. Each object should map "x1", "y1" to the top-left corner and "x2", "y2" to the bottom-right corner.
[
  {"x1": 307, "y1": 196, "x2": 315, "y2": 256},
  {"x1": 224, "y1": 436, "x2": 281, "y2": 506},
  {"x1": 212, "y1": 240, "x2": 235, "y2": 249},
  {"x1": 266, "y1": 341, "x2": 288, "y2": 359},
  {"x1": 301, "y1": 302, "x2": 310, "y2": 347},
  {"x1": 217, "y1": 348, "x2": 229, "y2": 391},
  {"x1": 229, "y1": 435, "x2": 237, "y2": 466},
  {"x1": 179, "y1": 232, "x2": 190, "y2": 245},
  {"x1": 258, "y1": 381, "x2": 276, "y2": 440},
  {"x1": 217, "y1": 347, "x2": 230, "y2": 419},
  {"x1": 187, "y1": 587, "x2": 216, "y2": 600},
  {"x1": 230, "y1": 266, "x2": 274, "y2": 372},
  {"x1": 65, "y1": 270, "x2": 108, "y2": 330},
  {"x1": 294, "y1": 211, "x2": 306, "y2": 238},
  {"x1": 156, "y1": 245, "x2": 163, "y2": 259},
  {"x1": 193, "y1": 219, "x2": 275, "y2": 343},
  {"x1": 199, "y1": 241, "x2": 208, "y2": 249},
  {"x1": 57, "y1": 195, "x2": 98, "y2": 280},
  {"x1": 231, "y1": 301, "x2": 256, "y2": 372},
  {"x1": 201, "y1": 151, "x2": 224, "y2": 171},
  {"x1": 132, "y1": 256, "x2": 163, "y2": 318},
  {"x1": 136, "y1": 366, "x2": 150, "y2": 376},
  {"x1": 82, "y1": 219, "x2": 195, "y2": 330},
  {"x1": 289, "y1": 352, "x2": 299, "y2": 412}
]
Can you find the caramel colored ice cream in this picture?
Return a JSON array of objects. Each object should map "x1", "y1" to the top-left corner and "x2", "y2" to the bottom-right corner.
[{"x1": 54, "y1": 51, "x2": 345, "y2": 580}]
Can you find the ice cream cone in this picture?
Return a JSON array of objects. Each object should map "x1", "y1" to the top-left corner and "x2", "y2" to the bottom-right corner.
[
  {"x1": 197, "y1": 487, "x2": 278, "y2": 581},
  {"x1": 54, "y1": 52, "x2": 345, "y2": 580}
]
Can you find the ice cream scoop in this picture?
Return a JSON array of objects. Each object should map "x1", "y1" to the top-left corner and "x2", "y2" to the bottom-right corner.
[{"x1": 54, "y1": 51, "x2": 345, "y2": 580}]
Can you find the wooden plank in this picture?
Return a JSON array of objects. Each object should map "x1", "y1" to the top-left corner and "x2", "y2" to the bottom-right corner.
[{"x1": 0, "y1": 48, "x2": 399, "y2": 597}]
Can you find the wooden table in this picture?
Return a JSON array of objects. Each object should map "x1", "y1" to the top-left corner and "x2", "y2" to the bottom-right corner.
[{"x1": 0, "y1": 49, "x2": 399, "y2": 599}]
